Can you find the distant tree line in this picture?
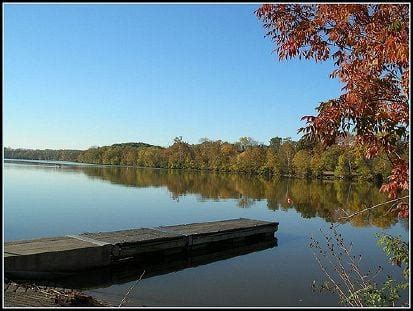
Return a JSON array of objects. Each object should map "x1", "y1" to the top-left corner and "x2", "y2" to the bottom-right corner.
[
  {"x1": 4, "y1": 148, "x2": 82, "y2": 162},
  {"x1": 4, "y1": 136, "x2": 403, "y2": 182}
]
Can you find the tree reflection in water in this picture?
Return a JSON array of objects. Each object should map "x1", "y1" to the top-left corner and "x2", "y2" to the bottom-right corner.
[{"x1": 15, "y1": 164, "x2": 405, "y2": 229}]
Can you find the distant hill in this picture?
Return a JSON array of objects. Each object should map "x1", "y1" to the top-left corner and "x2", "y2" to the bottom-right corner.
[{"x1": 109, "y1": 142, "x2": 162, "y2": 149}]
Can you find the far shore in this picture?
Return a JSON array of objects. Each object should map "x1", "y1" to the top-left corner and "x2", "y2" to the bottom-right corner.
[{"x1": 5, "y1": 158, "x2": 362, "y2": 184}]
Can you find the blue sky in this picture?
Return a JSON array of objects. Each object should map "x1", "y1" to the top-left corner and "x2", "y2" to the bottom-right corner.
[{"x1": 4, "y1": 4, "x2": 342, "y2": 150}]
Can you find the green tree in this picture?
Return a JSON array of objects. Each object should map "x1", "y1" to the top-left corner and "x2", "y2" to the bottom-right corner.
[
  {"x1": 335, "y1": 155, "x2": 349, "y2": 179},
  {"x1": 269, "y1": 137, "x2": 282, "y2": 152},
  {"x1": 354, "y1": 149, "x2": 373, "y2": 181},
  {"x1": 293, "y1": 150, "x2": 312, "y2": 178},
  {"x1": 279, "y1": 137, "x2": 295, "y2": 176},
  {"x1": 237, "y1": 136, "x2": 258, "y2": 151},
  {"x1": 266, "y1": 148, "x2": 282, "y2": 176}
]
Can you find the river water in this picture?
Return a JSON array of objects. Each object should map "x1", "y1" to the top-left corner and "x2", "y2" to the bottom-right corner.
[{"x1": 3, "y1": 161, "x2": 409, "y2": 306}]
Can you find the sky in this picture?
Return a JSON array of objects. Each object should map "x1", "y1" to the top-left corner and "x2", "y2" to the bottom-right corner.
[{"x1": 4, "y1": 3, "x2": 343, "y2": 150}]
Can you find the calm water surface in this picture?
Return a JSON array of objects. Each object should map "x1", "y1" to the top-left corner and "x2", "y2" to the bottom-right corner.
[{"x1": 4, "y1": 162, "x2": 409, "y2": 306}]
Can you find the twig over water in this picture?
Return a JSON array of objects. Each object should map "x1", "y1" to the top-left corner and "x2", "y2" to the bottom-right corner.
[
  {"x1": 338, "y1": 195, "x2": 409, "y2": 221},
  {"x1": 118, "y1": 270, "x2": 146, "y2": 307}
]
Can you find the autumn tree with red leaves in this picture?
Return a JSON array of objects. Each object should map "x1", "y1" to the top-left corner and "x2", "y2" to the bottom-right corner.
[{"x1": 256, "y1": 3, "x2": 409, "y2": 217}]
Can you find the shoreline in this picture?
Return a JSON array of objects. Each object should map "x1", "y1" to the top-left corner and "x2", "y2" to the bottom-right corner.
[
  {"x1": 4, "y1": 280, "x2": 110, "y2": 307},
  {"x1": 4, "y1": 158, "x2": 366, "y2": 183}
]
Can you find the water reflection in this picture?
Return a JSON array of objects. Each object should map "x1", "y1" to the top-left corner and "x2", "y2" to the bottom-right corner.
[{"x1": 7, "y1": 163, "x2": 405, "y2": 229}]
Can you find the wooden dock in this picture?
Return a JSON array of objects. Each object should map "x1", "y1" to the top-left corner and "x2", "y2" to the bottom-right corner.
[{"x1": 5, "y1": 218, "x2": 278, "y2": 278}]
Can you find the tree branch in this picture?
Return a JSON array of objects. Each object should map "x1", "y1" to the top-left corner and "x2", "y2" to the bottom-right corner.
[{"x1": 338, "y1": 195, "x2": 409, "y2": 221}]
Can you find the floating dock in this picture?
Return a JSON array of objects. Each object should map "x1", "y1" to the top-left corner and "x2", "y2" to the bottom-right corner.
[{"x1": 5, "y1": 218, "x2": 278, "y2": 277}]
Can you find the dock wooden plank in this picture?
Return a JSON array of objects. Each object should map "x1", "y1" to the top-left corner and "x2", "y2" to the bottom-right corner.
[
  {"x1": 5, "y1": 237, "x2": 99, "y2": 256},
  {"x1": 158, "y1": 218, "x2": 276, "y2": 235},
  {"x1": 5, "y1": 237, "x2": 112, "y2": 273},
  {"x1": 80, "y1": 228, "x2": 182, "y2": 245},
  {"x1": 157, "y1": 218, "x2": 277, "y2": 246}
]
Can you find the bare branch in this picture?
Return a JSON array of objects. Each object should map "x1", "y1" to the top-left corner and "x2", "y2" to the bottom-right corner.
[
  {"x1": 338, "y1": 196, "x2": 409, "y2": 221},
  {"x1": 119, "y1": 270, "x2": 146, "y2": 307}
]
